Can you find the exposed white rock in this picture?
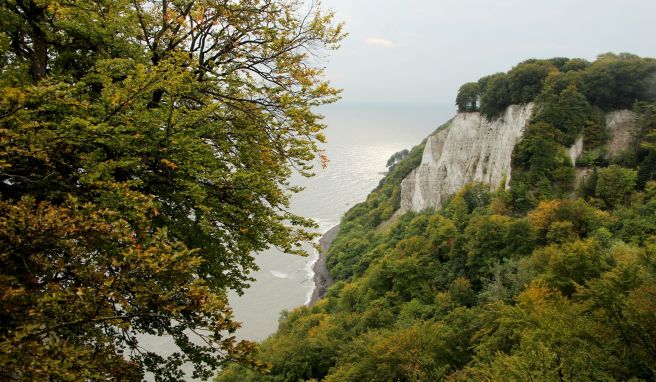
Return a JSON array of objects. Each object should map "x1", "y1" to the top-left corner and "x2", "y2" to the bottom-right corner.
[
  {"x1": 605, "y1": 110, "x2": 636, "y2": 161},
  {"x1": 398, "y1": 105, "x2": 637, "y2": 214},
  {"x1": 400, "y1": 104, "x2": 534, "y2": 213},
  {"x1": 569, "y1": 136, "x2": 584, "y2": 166}
]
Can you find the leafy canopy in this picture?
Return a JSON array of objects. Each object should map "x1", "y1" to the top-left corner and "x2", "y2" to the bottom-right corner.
[
  {"x1": 0, "y1": 0, "x2": 343, "y2": 380},
  {"x1": 218, "y1": 53, "x2": 656, "y2": 382}
]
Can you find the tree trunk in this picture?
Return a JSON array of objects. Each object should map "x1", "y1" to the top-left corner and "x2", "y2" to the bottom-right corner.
[
  {"x1": 28, "y1": 2, "x2": 48, "y2": 81},
  {"x1": 31, "y1": 31, "x2": 47, "y2": 81}
]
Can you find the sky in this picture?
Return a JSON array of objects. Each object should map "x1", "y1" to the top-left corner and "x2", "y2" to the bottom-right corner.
[{"x1": 318, "y1": 0, "x2": 656, "y2": 105}]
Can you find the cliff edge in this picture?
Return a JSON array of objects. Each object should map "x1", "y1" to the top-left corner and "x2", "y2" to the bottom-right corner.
[
  {"x1": 400, "y1": 103, "x2": 534, "y2": 212},
  {"x1": 399, "y1": 104, "x2": 636, "y2": 213}
]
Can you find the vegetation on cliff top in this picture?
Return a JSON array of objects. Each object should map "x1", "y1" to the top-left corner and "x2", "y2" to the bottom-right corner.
[
  {"x1": 462, "y1": 53, "x2": 656, "y2": 213},
  {"x1": 217, "y1": 54, "x2": 656, "y2": 382},
  {"x1": 456, "y1": 54, "x2": 656, "y2": 118}
]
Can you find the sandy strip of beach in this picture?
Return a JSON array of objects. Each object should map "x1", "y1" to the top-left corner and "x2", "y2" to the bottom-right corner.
[{"x1": 308, "y1": 224, "x2": 340, "y2": 306}]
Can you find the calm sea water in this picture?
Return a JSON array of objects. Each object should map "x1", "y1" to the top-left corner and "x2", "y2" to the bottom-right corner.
[
  {"x1": 228, "y1": 102, "x2": 455, "y2": 341},
  {"x1": 141, "y1": 102, "x2": 454, "y2": 380}
]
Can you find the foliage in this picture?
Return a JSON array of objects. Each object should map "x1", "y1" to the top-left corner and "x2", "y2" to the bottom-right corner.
[
  {"x1": 509, "y1": 122, "x2": 575, "y2": 210},
  {"x1": 0, "y1": 197, "x2": 254, "y2": 381},
  {"x1": 217, "y1": 55, "x2": 656, "y2": 382},
  {"x1": 217, "y1": 179, "x2": 656, "y2": 381},
  {"x1": 635, "y1": 102, "x2": 656, "y2": 187},
  {"x1": 462, "y1": 282, "x2": 617, "y2": 381},
  {"x1": 0, "y1": 0, "x2": 344, "y2": 380},
  {"x1": 468, "y1": 54, "x2": 653, "y2": 210},
  {"x1": 506, "y1": 61, "x2": 554, "y2": 105},
  {"x1": 385, "y1": 149, "x2": 409, "y2": 170},
  {"x1": 580, "y1": 53, "x2": 656, "y2": 110},
  {"x1": 536, "y1": 84, "x2": 602, "y2": 146},
  {"x1": 324, "y1": 120, "x2": 458, "y2": 280},
  {"x1": 456, "y1": 82, "x2": 480, "y2": 112},
  {"x1": 324, "y1": 321, "x2": 458, "y2": 382},
  {"x1": 594, "y1": 165, "x2": 638, "y2": 209},
  {"x1": 470, "y1": 54, "x2": 655, "y2": 121},
  {"x1": 479, "y1": 73, "x2": 510, "y2": 119}
]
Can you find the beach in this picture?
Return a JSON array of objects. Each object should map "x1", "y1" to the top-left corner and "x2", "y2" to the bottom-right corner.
[{"x1": 309, "y1": 224, "x2": 340, "y2": 305}]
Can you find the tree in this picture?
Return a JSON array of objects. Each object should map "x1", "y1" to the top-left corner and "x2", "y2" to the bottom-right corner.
[
  {"x1": 561, "y1": 58, "x2": 590, "y2": 72},
  {"x1": 479, "y1": 73, "x2": 510, "y2": 119},
  {"x1": 464, "y1": 214, "x2": 513, "y2": 282},
  {"x1": 512, "y1": 122, "x2": 562, "y2": 176},
  {"x1": 464, "y1": 282, "x2": 616, "y2": 381},
  {"x1": 636, "y1": 102, "x2": 656, "y2": 187},
  {"x1": 595, "y1": 165, "x2": 638, "y2": 208},
  {"x1": 525, "y1": 238, "x2": 612, "y2": 296},
  {"x1": 0, "y1": 0, "x2": 344, "y2": 380},
  {"x1": 386, "y1": 149, "x2": 409, "y2": 170},
  {"x1": 580, "y1": 245, "x2": 656, "y2": 378},
  {"x1": 323, "y1": 322, "x2": 458, "y2": 382},
  {"x1": 579, "y1": 53, "x2": 656, "y2": 110},
  {"x1": 536, "y1": 85, "x2": 596, "y2": 145},
  {"x1": 506, "y1": 61, "x2": 553, "y2": 105},
  {"x1": 456, "y1": 82, "x2": 480, "y2": 112}
]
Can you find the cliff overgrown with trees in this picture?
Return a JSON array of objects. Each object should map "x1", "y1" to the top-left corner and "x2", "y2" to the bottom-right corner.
[
  {"x1": 0, "y1": 1, "x2": 343, "y2": 380},
  {"x1": 217, "y1": 53, "x2": 656, "y2": 381}
]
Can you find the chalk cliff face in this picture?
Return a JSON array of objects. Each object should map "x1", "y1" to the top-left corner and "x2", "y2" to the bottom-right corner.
[
  {"x1": 400, "y1": 104, "x2": 534, "y2": 213},
  {"x1": 605, "y1": 109, "x2": 637, "y2": 161},
  {"x1": 399, "y1": 104, "x2": 637, "y2": 213}
]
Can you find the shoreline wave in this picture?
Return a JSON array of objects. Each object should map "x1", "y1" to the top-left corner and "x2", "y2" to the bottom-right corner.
[
  {"x1": 303, "y1": 221, "x2": 336, "y2": 305},
  {"x1": 306, "y1": 224, "x2": 340, "y2": 306}
]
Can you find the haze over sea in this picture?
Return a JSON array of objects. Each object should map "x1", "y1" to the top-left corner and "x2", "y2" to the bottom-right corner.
[{"x1": 228, "y1": 102, "x2": 455, "y2": 341}]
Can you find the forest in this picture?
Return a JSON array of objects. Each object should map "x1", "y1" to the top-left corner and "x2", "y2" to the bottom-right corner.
[
  {"x1": 1, "y1": 0, "x2": 655, "y2": 381},
  {"x1": 217, "y1": 53, "x2": 656, "y2": 381}
]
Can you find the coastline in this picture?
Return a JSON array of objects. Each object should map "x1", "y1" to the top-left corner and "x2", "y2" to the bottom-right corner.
[{"x1": 308, "y1": 224, "x2": 340, "y2": 306}]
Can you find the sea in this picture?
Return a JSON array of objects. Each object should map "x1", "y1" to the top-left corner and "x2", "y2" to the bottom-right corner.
[
  {"x1": 141, "y1": 102, "x2": 455, "y2": 380},
  {"x1": 228, "y1": 102, "x2": 455, "y2": 341}
]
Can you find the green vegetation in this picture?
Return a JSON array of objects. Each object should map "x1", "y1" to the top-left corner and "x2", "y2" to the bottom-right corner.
[
  {"x1": 326, "y1": 119, "x2": 451, "y2": 281},
  {"x1": 459, "y1": 54, "x2": 656, "y2": 212},
  {"x1": 217, "y1": 55, "x2": 656, "y2": 382},
  {"x1": 0, "y1": 1, "x2": 343, "y2": 380},
  {"x1": 458, "y1": 54, "x2": 656, "y2": 117},
  {"x1": 218, "y1": 181, "x2": 656, "y2": 381},
  {"x1": 385, "y1": 149, "x2": 410, "y2": 170},
  {"x1": 455, "y1": 82, "x2": 480, "y2": 112},
  {"x1": 327, "y1": 140, "x2": 425, "y2": 280}
]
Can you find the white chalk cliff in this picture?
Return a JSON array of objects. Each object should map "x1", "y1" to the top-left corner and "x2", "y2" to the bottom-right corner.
[
  {"x1": 400, "y1": 104, "x2": 534, "y2": 212},
  {"x1": 605, "y1": 110, "x2": 637, "y2": 161},
  {"x1": 399, "y1": 104, "x2": 635, "y2": 213}
]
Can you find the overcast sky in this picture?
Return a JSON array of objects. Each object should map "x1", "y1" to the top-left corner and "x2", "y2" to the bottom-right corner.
[{"x1": 319, "y1": 0, "x2": 656, "y2": 105}]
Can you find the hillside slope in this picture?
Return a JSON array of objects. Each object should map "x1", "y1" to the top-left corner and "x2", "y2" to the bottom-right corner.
[{"x1": 217, "y1": 53, "x2": 656, "y2": 382}]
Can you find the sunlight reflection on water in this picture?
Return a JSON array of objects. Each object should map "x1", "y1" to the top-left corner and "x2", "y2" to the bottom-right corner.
[
  {"x1": 140, "y1": 102, "x2": 454, "y2": 380},
  {"x1": 228, "y1": 103, "x2": 454, "y2": 342}
]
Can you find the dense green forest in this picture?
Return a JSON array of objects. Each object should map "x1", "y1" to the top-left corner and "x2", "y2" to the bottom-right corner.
[{"x1": 217, "y1": 53, "x2": 656, "y2": 381}]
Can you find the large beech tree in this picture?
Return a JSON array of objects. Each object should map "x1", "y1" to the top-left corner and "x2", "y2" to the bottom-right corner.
[{"x1": 0, "y1": 0, "x2": 343, "y2": 380}]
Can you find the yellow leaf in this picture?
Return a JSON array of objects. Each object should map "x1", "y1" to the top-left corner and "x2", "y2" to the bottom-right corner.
[{"x1": 161, "y1": 158, "x2": 178, "y2": 169}]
